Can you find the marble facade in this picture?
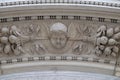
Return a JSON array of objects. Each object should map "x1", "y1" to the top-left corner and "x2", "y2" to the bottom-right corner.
[{"x1": 0, "y1": 0, "x2": 120, "y2": 79}]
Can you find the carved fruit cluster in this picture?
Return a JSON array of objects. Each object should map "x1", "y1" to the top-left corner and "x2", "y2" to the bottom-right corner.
[
  {"x1": 95, "y1": 25, "x2": 120, "y2": 57},
  {"x1": 0, "y1": 26, "x2": 20, "y2": 55}
]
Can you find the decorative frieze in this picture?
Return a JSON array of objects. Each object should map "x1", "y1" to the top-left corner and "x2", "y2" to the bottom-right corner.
[{"x1": 0, "y1": 20, "x2": 119, "y2": 60}]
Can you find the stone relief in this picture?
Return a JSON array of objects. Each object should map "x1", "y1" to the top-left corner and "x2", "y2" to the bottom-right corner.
[
  {"x1": 29, "y1": 42, "x2": 46, "y2": 55},
  {"x1": 49, "y1": 22, "x2": 68, "y2": 49},
  {"x1": 0, "y1": 21, "x2": 119, "y2": 59},
  {"x1": 95, "y1": 25, "x2": 120, "y2": 57},
  {"x1": 72, "y1": 24, "x2": 95, "y2": 55},
  {"x1": 0, "y1": 25, "x2": 31, "y2": 56},
  {"x1": 78, "y1": 25, "x2": 120, "y2": 57}
]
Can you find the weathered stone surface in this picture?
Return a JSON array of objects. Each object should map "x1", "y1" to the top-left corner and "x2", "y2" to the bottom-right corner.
[
  {"x1": 0, "y1": 20, "x2": 119, "y2": 60},
  {"x1": 0, "y1": 71, "x2": 119, "y2": 80}
]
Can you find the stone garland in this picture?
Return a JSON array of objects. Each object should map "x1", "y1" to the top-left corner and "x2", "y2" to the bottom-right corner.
[
  {"x1": 0, "y1": 23, "x2": 120, "y2": 58},
  {"x1": 95, "y1": 25, "x2": 120, "y2": 57}
]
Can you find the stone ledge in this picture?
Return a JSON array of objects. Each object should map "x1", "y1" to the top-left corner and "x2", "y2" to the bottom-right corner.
[
  {"x1": 0, "y1": 0, "x2": 120, "y2": 8},
  {"x1": 0, "y1": 56, "x2": 116, "y2": 65},
  {"x1": 0, "y1": 71, "x2": 119, "y2": 80},
  {"x1": 0, "y1": 60, "x2": 116, "y2": 75}
]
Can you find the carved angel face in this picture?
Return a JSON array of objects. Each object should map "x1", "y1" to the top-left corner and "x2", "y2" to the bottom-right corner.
[{"x1": 50, "y1": 31, "x2": 68, "y2": 49}]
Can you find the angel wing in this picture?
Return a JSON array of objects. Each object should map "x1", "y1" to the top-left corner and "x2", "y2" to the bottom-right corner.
[
  {"x1": 40, "y1": 22, "x2": 49, "y2": 39},
  {"x1": 68, "y1": 22, "x2": 78, "y2": 39}
]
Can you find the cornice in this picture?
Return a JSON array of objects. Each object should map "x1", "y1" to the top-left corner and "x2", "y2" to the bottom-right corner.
[
  {"x1": 0, "y1": 0, "x2": 120, "y2": 8},
  {"x1": 0, "y1": 1, "x2": 120, "y2": 20}
]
